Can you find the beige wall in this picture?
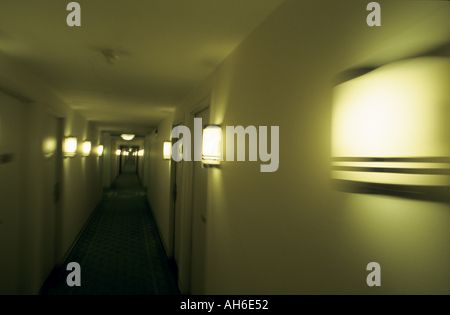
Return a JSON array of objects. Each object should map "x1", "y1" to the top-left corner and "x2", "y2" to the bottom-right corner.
[
  {"x1": 110, "y1": 139, "x2": 120, "y2": 184},
  {"x1": 147, "y1": 0, "x2": 450, "y2": 294},
  {"x1": 141, "y1": 135, "x2": 151, "y2": 188},
  {"x1": 101, "y1": 134, "x2": 111, "y2": 187},
  {"x1": 0, "y1": 51, "x2": 103, "y2": 294},
  {"x1": 147, "y1": 113, "x2": 174, "y2": 253},
  {"x1": 138, "y1": 144, "x2": 146, "y2": 186},
  {"x1": 61, "y1": 118, "x2": 102, "y2": 262}
]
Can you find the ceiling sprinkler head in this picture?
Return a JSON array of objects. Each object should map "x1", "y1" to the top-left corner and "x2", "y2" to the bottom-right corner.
[{"x1": 102, "y1": 49, "x2": 119, "y2": 64}]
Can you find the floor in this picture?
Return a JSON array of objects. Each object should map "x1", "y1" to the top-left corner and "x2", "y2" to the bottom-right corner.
[{"x1": 42, "y1": 159, "x2": 180, "y2": 295}]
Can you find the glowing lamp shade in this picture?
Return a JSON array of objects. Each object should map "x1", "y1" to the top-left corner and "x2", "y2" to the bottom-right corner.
[
  {"x1": 116, "y1": 150, "x2": 121, "y2": 156},
  {"x1": 97, "y1": 145, "x2": 104, "y2": 156},
  {"x1": 121, "y1": 134, "x2": 135, "y2": 141},
  {"x1": 163, "y1": 141, "x2": 171, "y2": 160},
  {"x1": 138, "y1": 149, "x2": 144, "y2": 156},
  {"x1": 202, "y1": 125, "x2": 222, "y2": 166},
  {"x1": 82, "y1": 141, "x2": 91, "y2": 157},
  {"x1": 64, "y1": 136, "x2": 77, "y2": 158},
  {"x1": 331, "y1": 57, "x2": 450, "y2": 200}
]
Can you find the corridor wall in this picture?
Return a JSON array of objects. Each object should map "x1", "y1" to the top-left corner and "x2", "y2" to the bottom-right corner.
[
  {"x1": 147, "y1": 0, "x2": 450, "y2": 294},
  {"x1": 0, "y1": 51, "x2": 103, "y2": 294},
  {"x1": 147, "y1": 113, "x2": 174, "y2": 254}
]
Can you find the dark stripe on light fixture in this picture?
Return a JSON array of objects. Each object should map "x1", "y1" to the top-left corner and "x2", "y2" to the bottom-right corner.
[
  {"x1": 332, "y1": 156, "x2": 450, "y2": 163},
  {"x1": 331, "y1": 166, "x2": 450, "y2": 175},
  {"x1": 331, "y1": 156, "x2": 450, "y2": 201},
  {"x1": 330, "y1": 179, "x2": 450, "y2": 202}
]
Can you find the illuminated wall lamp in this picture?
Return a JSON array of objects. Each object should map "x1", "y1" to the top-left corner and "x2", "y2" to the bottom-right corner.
[
  {"x1": 138, "y1": 149, "x2": 144, "y2": 156},
  {"x1": 82, "y1": 141, "x2": 91, "y2": 157},
  {"x1": 331, "y1": 57, "x2": 450, "y2": 201},
  {"x1": 163, "y1": 141, "x2": 171, "y2": 160},
  {"x1": 64, "y1": 136, "x2": 77, "y2": 158},
  {"x1": 116, "y1": 150, "x2": 121, "y2": 156},
  {"x1": 97, "y1": 145, "x2": 104, "y2": 157},
  {"x1": 202, "y1": 125, "x2": 222, "y2": 167}
]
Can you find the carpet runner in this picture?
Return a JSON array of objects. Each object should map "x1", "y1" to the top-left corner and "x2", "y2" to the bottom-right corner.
[{"x1": 43, "y1": 163, "x2": 179, "y2": 295}]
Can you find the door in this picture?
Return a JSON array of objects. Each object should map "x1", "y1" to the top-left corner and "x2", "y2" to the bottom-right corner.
[
  {"x1": 0, "y1": 91, "x2": 26, "y2": 294},
  {"x1": 118, "y1": 146, "x2": 122, "y2": 173},
  {"x1": 171, "y1": 129, "x2": 183, "y2": 283},
  {"x1": 41, "y1": 112, "x2": 61, "y2": 277},
  {"x1": 190, "y1": 107, "x2": 209, "y2": 294}
]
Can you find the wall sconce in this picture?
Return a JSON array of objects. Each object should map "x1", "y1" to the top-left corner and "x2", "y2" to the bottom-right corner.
[
  {"x1": 97, "y1": 145, "x2": 104, "y2": 157},
  {"x1": 64, "y1": 136, "x2": 77, "y2": 158},
  {"x1": 163, "y1": 141, "x2": 171, "y2": 160},
  {"x1": 116, "y1": 150, "x2": 121, "y2": 156},
  {"x1": 138, "y1": 149, "x2": 144, "y2": 156},
  {"x1": 82, "y1": 141, "x2": 91, "y2": 157},
  {"x1": 202, "y1": 125, "x2": 222, "y2": 167},
  {"x1": 331, "y1": 57, "x2": 450, "y2": 201}
]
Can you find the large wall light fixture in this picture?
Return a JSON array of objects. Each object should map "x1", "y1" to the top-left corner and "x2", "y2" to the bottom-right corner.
[
  {"x1": 64, "y1": 136, "x2": 77, "y2": 158},
  {"x1": 138, "y1": 149, "x2": 144, "y2": 156},
  {"x1": 82, "y1": 141, "x2": 91, "y2": 157},
  {"x1": 116, "y1": 149, "x2": 121, "y2": 156},
  {"x1": 163, "y1": 141, "x2": 171, "y2": 160},
  {"x1": 331, "y1": 57, "x2": 450, "y2": 201},
  {"x1": 202, "y1": 125, "x2": 222, "y2": 167}
]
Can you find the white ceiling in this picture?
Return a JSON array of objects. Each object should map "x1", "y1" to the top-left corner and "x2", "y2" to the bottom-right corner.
[{"x1": 0, "y1": 0, "x2": 284, "y2": 135}]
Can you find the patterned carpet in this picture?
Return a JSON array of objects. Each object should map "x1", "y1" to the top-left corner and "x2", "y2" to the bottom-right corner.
[{"x1": 43, "y1": 162, "x2": 179, "y2": 295}]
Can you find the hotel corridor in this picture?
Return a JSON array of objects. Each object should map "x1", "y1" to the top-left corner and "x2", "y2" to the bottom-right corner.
[
  {"x1": 1, "y1": 1, "x2": 449, "y2": 296},
  {"x1": 42, "y1": 159, "x2": 179, "y2": 295}
]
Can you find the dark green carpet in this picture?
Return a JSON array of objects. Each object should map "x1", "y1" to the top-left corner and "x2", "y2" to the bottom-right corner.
[{"x1": 43, "y1": 162, "x2": 179, "y2": 295}]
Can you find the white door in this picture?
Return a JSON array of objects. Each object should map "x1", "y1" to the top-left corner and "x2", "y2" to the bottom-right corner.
[
  {"x1": 172, "y1": 150, "x2": 183, "y2": 281},
  {"x1": 41, "y1": 112, "x2": 60, "y2": 278},
  {"x1": 190, "y1": 107, "x2": 209, "y2": 294},
  {"x1": 0, "y1": 91, "x2": 26, "y2": 294}
]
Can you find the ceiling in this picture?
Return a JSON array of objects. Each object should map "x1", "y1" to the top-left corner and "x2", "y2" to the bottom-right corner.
[{"x1": 0, "y1": 0, "x2": 284, "y2": 136}]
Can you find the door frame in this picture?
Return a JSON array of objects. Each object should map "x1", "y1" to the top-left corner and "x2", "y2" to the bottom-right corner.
[
  {"x1": 168, "y1": 119, "x2": 183, "y2": 282},
  {"x1": 176, "y1": 93, "x2": 211, "y2": 295},
  {"x1": 44, "y1": 109, "x2": 65, "y2": 266}
]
